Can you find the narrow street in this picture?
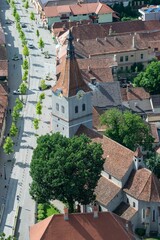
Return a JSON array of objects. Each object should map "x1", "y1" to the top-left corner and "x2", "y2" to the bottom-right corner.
[{"x1": 0, "y1": 0, "x2": 56, "y2": 238}]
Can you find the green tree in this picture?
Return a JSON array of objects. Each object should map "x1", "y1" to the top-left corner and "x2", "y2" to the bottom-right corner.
[
  {"x1": 21, "y1": 38, "x2": 27, "y2": 47},
  {"x1": 100, "y1": 108, "x2": 154, "y2": 151},
  {"x1": 3, "y1": 137, "x2": 14, "y2": 155},
  {"x1": 10, "y1": 122, "x2": 18, "y2": 137},
  {"x1": 36, "y1": 101, "x2": 42, "y2": 116},
  {"x1": 15, "y1": 12, "x2": 20, "y2": 22},
  {"x1": 11, "y1": 0, "x2": 15, "y2": 8},
  {"x1": 38, "y1": 38, "x2": 45, "y2": 51},
  {"x1": 15, "y1": 98, "x2": 23, "y2": 111},
  {"x1": 16, "y1": 22, "x2": 21, "y2": 32},
  {"x1": 24, "y1": 0, "x2": 29, "y2": 9},
  {"x1": 134, "y1": 60, "x2": 160, "y2": 94},
  {"x1": 23, "y1": 45, "x2": 29, "y2": 58},
  {"x1": 0, "y1": 233, "x2": 16, "y2": 240},
  {"x1": 19, "y1": 82, "x2": 27, "y2": 95},
  {"x1": 30, "y1": 133, "x2": 104, "y2": 212},
  {"x1": 12, "y1": 109, "x2": 20, "y2": 122},
  {"x1": 39, "y1": 93, "x2": 45, "y2": 102},
  {"x1": 22, "y1": 70, "x2": 28, "y2": 82},
  {"x1": 145, "y1": 154, "x2": 160, "y2": 178},
  {"x1": 30, "y1": 12, "x2": 35, "y2": 21},
  {"x1": 19, "y1": 30, "x2": 25, "y2": 40},
  {"x1": 33, "y1": 118, "x2": 39, "y2": 130},
  {"x1": 40, "y1": 80, "x2": 46, "y2": 90},
  {"x1": 22, "y1": 59, "x2": 29, "y2": 70},
  {"x1": 36, "y1": 29, "x2": 39, "y2": 38},
  {"x1": 12, "y1": 7, "x2": 17, "y2": 17}
]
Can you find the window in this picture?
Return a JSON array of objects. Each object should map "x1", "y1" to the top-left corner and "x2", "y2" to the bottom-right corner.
[
  {"x1": 126, "y1": 66, "x2": 128, "y2": 71},
  {"x1": 61, "y1": 106, "x2": 65, "y2": 113},
  {"x1": 131, "y1": 55, "x2": 134, "y2": 57},
  {"x1": 155, "y1": 47, "x2": 158, "y2": 51},
  {"x1": 152, "y1": 210, "x2": 156, "y2": 222},
  {"x1": 56, "y1": 103, "x2": 59, "y2": 111},
  {"x1": 142, "y1": 209, "x2": 145, "y2": 219},
  {"x1": 120, "y1": 56, "x2": 123, "y2": 62},
  {"x1": 83, "y1": 14, "x2": 87, "y2": 16},
  {"x1": 73, "y1": 15, "x2": 77, "y2": 17},
  {"x1": 133, "y1": 202, "x2": 136, "y2": 208},
  {"x1": 141, "y1": 54, "x2": 143, "y2": 59},
  {"x1": 127, "y1": 198, "x2": 129, "y2": 203},
  {"x1": 57, "y1": 124, "x2": 58, "y2": 127},
  {"x1": 82, "y1": 104, "x2": 85, "y2": 111},
  {"x1": 125, "y1": 56, "x2": 128, "y2": 61},
  {"x1": 75, "y1": 106, "x2": 78, "y2": 113},
  {"x1": 109, "y1": 175, "x2": 111, "y2": 179}
]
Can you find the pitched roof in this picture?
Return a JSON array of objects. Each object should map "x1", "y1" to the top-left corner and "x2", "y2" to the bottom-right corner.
[
  {"x1": 0, "y1": 60, "x2": 8, "y2": 77},
  {"x1": 30, "y1": 212, "x2": 135, "y2": 240},
  {"x1": 95, "y1": 176, "x2": 121, "y2": 206},
  {"x1": 44, "y1": 2, "x2": 113, "y2": 18},
  {"x1": 92, "y1": 82, "x2": 122, "y2": 108},
  {"x1": 124, "y1": 168, "x2": 160, "y2": 202},
  {"x1": 76, "y1": 125, "x2": 134, "y2": 180},
  {"x1": 121, "y1": 87, "x2": 150, "y2": 101},
  {"x1": 114, "y1": 202, "x2": 137, "y2": 221},
  {"x1": 53, "y1": 31, "x2": 91, "y2": 97}
]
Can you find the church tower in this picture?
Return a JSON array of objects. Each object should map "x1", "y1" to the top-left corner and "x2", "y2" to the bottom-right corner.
[{"x1": 52, "y1": 31, "x2": 92, "y2": 138}]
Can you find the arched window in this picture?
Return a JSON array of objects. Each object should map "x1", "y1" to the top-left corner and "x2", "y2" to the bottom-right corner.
[
  {"x1": 61, "y1": 106, "x2": 65, "y2": 113},
  {"x1": 82, "y1": 104, "x2": 85, "y2": 111},
  {"x1": 75, "y1": 106, "x2": 78, "y2": 113}
]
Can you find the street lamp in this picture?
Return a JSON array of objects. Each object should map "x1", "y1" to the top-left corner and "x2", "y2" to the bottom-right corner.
[{"x1": 4, "y1": 164, "x2": 6, "y2": 180}]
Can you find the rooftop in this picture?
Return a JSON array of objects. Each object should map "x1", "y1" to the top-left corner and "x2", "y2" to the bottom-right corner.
[{"x1": 114, "y1": 202, "x2": 137, "y2": 221}]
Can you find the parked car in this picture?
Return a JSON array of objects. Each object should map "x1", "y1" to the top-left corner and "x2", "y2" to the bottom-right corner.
[
  {"x1": 38, "y1": 85, "x2": 51, "y2": 91},
  {"x1": 28, "y1": 43, "x2": 34, "y2": 49},
  {"x1": 21, "y1": 23, "x2": 27, "y2": 28},
  {"x1": 13, "y1": 89, "x2": 21, "y2": 95}
]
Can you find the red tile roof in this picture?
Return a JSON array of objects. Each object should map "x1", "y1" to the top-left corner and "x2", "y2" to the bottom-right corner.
[
  {"x1": 44, "y1": 2, "x2": 113, "y2": 18},
  {"x1": 30, "y1": 212, "x2": 135, "y2": 240},
  {"x1": 124, "y1": 168, "x2": 160, "y2": 202},
  {"x1": 95, "y1": 176, "x2": 121, "y2": 206},
  {"x1": 76, "y1": 125, "x2": 134, "y2": 180},
  {"x1": 0, "y1": 60, "x2": 8, "y2": 77}
]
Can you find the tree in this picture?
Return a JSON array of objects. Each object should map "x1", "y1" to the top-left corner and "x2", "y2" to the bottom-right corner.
[
  {"x1": 22, "y1": 59, "x2": 29, "y2": 70},
  {"x1": 40, "y1": 80, "x2": 46, "y2": 90},
  {"x1": 39, "y1": 93, "x2": 45, "y2": 102},
  {"x1": 3, "y1": 137, "x2": 14, "y2": 155},
  {"x1": 15, "y1": 98, "x2": 23, "y2": 111},
  {"x1": 36, "y1": 29, "x2": 39, "y2": 38},
  {"x1": 19, "y1": 30, "x2": 25, "y2": 40},
  {"x1": 12, "y1": 107, "x2": 20, "y2": 122},
  {"x1": 19, "y1": 82, "x2": 27, "y2": 95},
  {"x1": 145, "y1": 154, "x2": 160, "y2": 178},
  {"x1": 30, "y1": 12, "x2": 35, "y2": 21},
  {"x1": 16, "y1": 22, "x2": 21, "y2": 32},
  {"x1": 0, "y1": 233, "x2": 16, "y2": 240},
  {"x1": 36, "y1": 101, "x2": 42, "y2": 116},
  {"x1": 100, "y1": 108, "x2": 154, "y2": 151},
  {"x1": 30, "y1": 133, "x2": 104, "y2": 212},
  {"x1": 24, "y1": 0, "x2": 29, "y2": 9},
  {"x1": 22, "y1": 70, "x2": 28, "y2": 82},
  {"x1": 21, "y1": 38, "x2": 27, "y2": 47},
  {"x1": 134, "y1": 60, "x2": 160, "y2": 94},
  {"x1": 12, "y1": 7, "x2": 17, "y2": 17},
  {"x1": 15, "y1": 12, "x2": 20, "y2": 22},
  {"x1": 10, "y1": 122, "x2": 18, "y2": 137},
  {"x1": 23, "y1": 45, "x2": 29, "y2": 58},
  {"x1": 33, "y1": 118, "x2": 39, "y2": 130},
  {"x1": 38, "y1": 38, "x2": 45, "y2": 51}
]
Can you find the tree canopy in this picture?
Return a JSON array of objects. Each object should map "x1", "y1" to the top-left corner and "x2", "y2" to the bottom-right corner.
[
  {"x1": 145, "y1": 153, "x2": 160, "y2": 178},
  {"x1": 133, "y1": 60, "x2": 160, "y2": 94},
  {"x1": 100, "y1": 108, "x2": 154, "y2": 151},
  {"x1": 30, "y1": 133, "x2": 104, "y2": 212}
]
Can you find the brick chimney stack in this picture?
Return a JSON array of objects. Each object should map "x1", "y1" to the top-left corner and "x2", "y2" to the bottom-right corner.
[
  {"x1": 64, "y1": 208, "x2": 69, "y2": 221},
  {"x1": 93, "y1": 205, "x2": 98, "y2": 218}
]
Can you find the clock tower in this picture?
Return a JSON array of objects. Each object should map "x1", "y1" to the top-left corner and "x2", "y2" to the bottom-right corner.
[{"x1": 52, "y1": 31, "x2": 92, "y2": 138}]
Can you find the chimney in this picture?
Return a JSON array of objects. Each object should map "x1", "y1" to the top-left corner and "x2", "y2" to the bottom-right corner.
[
  {"x1": 93, "y1": 205, "x2": 98, "y2": 218},
  {"x1": 64, "y1": 208, "x2": 69, "y2": 220},
  {"x1": 132, "y1": 34, "x2": 136, "y2": 48}
]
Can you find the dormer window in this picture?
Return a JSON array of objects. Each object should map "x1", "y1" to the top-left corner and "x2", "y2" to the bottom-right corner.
[{"x1": 75, "y1": 106, "x2": 78, "y2": 113}]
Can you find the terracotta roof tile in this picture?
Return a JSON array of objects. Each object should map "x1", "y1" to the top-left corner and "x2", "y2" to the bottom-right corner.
[
  {"x1": 124, "y1": 168, "x2": 160, "y2": 202},
  {"x1": 76, "y1": 125, "x2": 134, "y2": 180},
  {"x1": 95, "y1": 176, "x2": 121, "y2": 206},
  {"x1": 114, "y1": 202, "x2": 137, "y2": 221},
  {"x1": 30, "y1": 212, "x2": 135, "y2": 240},
  {"x1": 125, "y1": 87, "x2": 150, "y2": 101},
  {"x1": 0, "y1": 46, "x2": 7, "y2": 60},
  {"x1": 92, "y1": 107, "x2": 106, "y2": 130},
  {"x1": 0, "y1": 60, "x2": 8, "y2": 77}
]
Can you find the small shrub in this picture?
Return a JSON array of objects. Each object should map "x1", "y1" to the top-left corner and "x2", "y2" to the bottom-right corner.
[
  {"x1": 38, "y1": 203, "x2": 44, "y2": 210},
  {"x1": 135, "y1": 228, "x2": 146, "y2": 237},
  {"x1": 38, "y1": 209, "x2": 44, "y2": 215},
  {"x1": 38, "y1": 213, "x2": 45, "y2": 220}
]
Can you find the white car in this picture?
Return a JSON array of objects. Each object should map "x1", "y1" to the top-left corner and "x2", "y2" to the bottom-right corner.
[{"x1": 28, "y1": 43, "x2": 34, "y2": 49}]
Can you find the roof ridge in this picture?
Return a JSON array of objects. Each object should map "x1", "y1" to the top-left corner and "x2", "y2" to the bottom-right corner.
[{"x1": 40, "y1": 215, "x2": 54, "y2": 239}]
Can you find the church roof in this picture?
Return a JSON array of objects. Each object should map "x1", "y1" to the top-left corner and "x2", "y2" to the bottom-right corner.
[
  {"x1": 124, "y1": 168, "x2": 160, "y2": 202},
  {"x1": 53, "y1": 31, "x2": 91, "y2": 97}
]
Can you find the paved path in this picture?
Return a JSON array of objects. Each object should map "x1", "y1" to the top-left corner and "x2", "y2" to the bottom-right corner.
[{"x1": 0, "y1": 0, "x2": 56, "y2": 238}]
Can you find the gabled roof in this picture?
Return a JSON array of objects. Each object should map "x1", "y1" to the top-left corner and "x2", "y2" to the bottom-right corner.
[
  {"x1": 76, "y1": 125, "x2": 134, "y2": 180},
  {"x1": 30, "y1": 212, "x2": 135, "y2": 240},
  {"x1": 44, "y1": 2, "x2": 113, "y2": 18},
  {"x1": 95, "y1": 176, "x2": 121, "y2": 206},
  {"x1": 114, "y1": 202, "x2": 137, "y2": 221},
  {"x1": 53, "y1": 31, "x2": 91, "y2": 97},
  {"x1": 124, "y1": 168, "x2": 160, "y2": 202}
]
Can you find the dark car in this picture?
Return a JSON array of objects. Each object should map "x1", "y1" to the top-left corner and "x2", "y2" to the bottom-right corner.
[
  {"x1": 38, "y1": 85, "x2": 51, "y2": 91},
  {"x1": 21, "y1": 23, "x2": 27, "y2": 28}
]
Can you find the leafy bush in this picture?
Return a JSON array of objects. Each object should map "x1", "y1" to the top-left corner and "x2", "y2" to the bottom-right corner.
[
  {"x1": 38, "y1": 213, "x2": 45, "y2": 220},
  {"x1": 38, "y1": 203, "x2": 44, "y2": 210},
  {"x1": 38, "y1": 209, "x2": 44, "y2": 215},
  {"x1": 135, "y1": 228, "x2": 146, "y2": 237}
]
